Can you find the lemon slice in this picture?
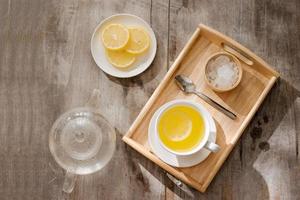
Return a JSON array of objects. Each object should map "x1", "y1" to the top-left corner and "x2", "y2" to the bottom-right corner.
[
  {"x1": 102, "y1": 24, "x2": 130, "y2": 50},
  {"x1": 125, "y1": 27, "x2": 150, "y2": 54},
  {"x1": 106, "y1": 49, "x2": 135, "y2": 68}
]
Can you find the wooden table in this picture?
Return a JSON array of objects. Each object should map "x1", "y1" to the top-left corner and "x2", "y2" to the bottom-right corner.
[{"x1": 0, "y1": 0, "x2": 299, "y2": 199}]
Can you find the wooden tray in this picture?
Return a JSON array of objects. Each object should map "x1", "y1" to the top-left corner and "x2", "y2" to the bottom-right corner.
[{"x1": 122, "y1": 24, "x2": 279, "y2": 192}]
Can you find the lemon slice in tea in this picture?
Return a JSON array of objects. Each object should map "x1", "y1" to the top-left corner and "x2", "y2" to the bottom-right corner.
[{"x1": 102, "y1": 24, "x2": 130, "y2": 50}]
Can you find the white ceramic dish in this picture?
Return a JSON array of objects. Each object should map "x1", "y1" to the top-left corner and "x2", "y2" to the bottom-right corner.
[
  {"x1": 91, "y1": 14, "x2": 157, "y2": 78},
  {"x1": 148, "y1": 101, "x2": 217, "y2": 168}
]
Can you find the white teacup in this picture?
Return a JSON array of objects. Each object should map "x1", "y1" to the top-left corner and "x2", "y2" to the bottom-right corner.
[{"x1": 154, "y1": 100, "x2": 220, "y2": 156}]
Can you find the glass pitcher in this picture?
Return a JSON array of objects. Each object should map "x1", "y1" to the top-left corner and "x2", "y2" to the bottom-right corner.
[{"x1": 49, "y1": 89, "x2": 116, "y2": 193}]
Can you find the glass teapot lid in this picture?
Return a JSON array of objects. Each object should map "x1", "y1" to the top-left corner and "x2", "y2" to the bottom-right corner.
[{"x1": 49, "y1": 90, "x2": 116, "y2": 175}]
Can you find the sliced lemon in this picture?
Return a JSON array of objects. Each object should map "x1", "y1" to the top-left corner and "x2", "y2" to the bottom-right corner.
[
  {"x1": 101, "y1": 24, "x2": 130, "y2": 50},
  {"x1": 125, "y1": 27, "x2": 150, "y2": 54},
  {"x1": 106, "y1": 49, "x2": 136, "y2": 68}
]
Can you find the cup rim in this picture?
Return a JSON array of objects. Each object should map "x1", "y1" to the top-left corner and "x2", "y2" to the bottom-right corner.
[{"x1": 154, "y1": 100, "x2": 211, "y2": 156}]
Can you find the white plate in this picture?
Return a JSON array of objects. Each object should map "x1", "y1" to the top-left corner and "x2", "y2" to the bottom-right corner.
[
  {"x1": 91, "y1": 14, "x2": 157, "y2": 78},
  {"x1": 148, "y1": 105, "x2": 217, "y2": 168}
]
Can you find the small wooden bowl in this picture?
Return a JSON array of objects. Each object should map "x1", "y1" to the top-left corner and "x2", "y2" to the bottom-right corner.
[{"x1": 204, "y1": 52, "x2": 243, "y2": 92}]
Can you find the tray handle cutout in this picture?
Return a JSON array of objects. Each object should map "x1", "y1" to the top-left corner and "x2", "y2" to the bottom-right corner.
[{"x1": 222, "y1": 43, "x2": 254, "y2": 66}]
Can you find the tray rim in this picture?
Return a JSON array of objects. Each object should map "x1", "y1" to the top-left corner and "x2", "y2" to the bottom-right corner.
[{"x1": 122, "y1": 24, "x2": 280, "y2": 192}]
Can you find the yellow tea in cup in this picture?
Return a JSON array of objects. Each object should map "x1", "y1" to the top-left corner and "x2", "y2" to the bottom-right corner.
[{"x1": 157, "y1": 105, "x2": 205, "y2": 153}]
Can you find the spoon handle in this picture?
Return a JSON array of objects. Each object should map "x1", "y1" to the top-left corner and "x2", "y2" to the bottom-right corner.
[{"x1": 194, "y1": 91, "x2": 237, "y2": 120}]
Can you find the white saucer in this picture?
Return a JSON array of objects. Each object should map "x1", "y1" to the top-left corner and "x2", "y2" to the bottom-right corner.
[
  {"x1": 148, "y1": 106, "x2": 217, "y2": 168},
  {"x1": 91, "y1": 14, "x2": 157, "y2": 78}
]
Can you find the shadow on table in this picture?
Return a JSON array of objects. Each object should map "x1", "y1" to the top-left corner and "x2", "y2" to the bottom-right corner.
[{"x1": 127, "y1": 78, "x2": 300, "y2": 199}]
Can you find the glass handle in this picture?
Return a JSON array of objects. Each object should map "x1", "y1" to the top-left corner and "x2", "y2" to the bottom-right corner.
[
  {"x1": 85, "y1": 89, "x2": 101, "y2": 110},
  {"x1": 63, "y1": 171, "x2": 77, "y2": 193},
  {"x1": 166, "y1": 173, "x2": 183, "y2": 187}
]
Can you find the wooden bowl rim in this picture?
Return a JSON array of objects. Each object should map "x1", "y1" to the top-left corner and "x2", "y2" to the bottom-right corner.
[{"x1": 204, "y1": 51, "x2": 243, "y2": 92}]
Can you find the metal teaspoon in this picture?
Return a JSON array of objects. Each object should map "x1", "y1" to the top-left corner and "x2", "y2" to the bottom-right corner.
[{"x1": 175, "y1": 75, "x2": 237, "y2": 120}]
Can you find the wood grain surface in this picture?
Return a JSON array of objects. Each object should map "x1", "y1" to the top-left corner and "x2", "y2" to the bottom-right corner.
[{"x1": 0, "y1": 0, "x2": 299, "y2": 200}]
